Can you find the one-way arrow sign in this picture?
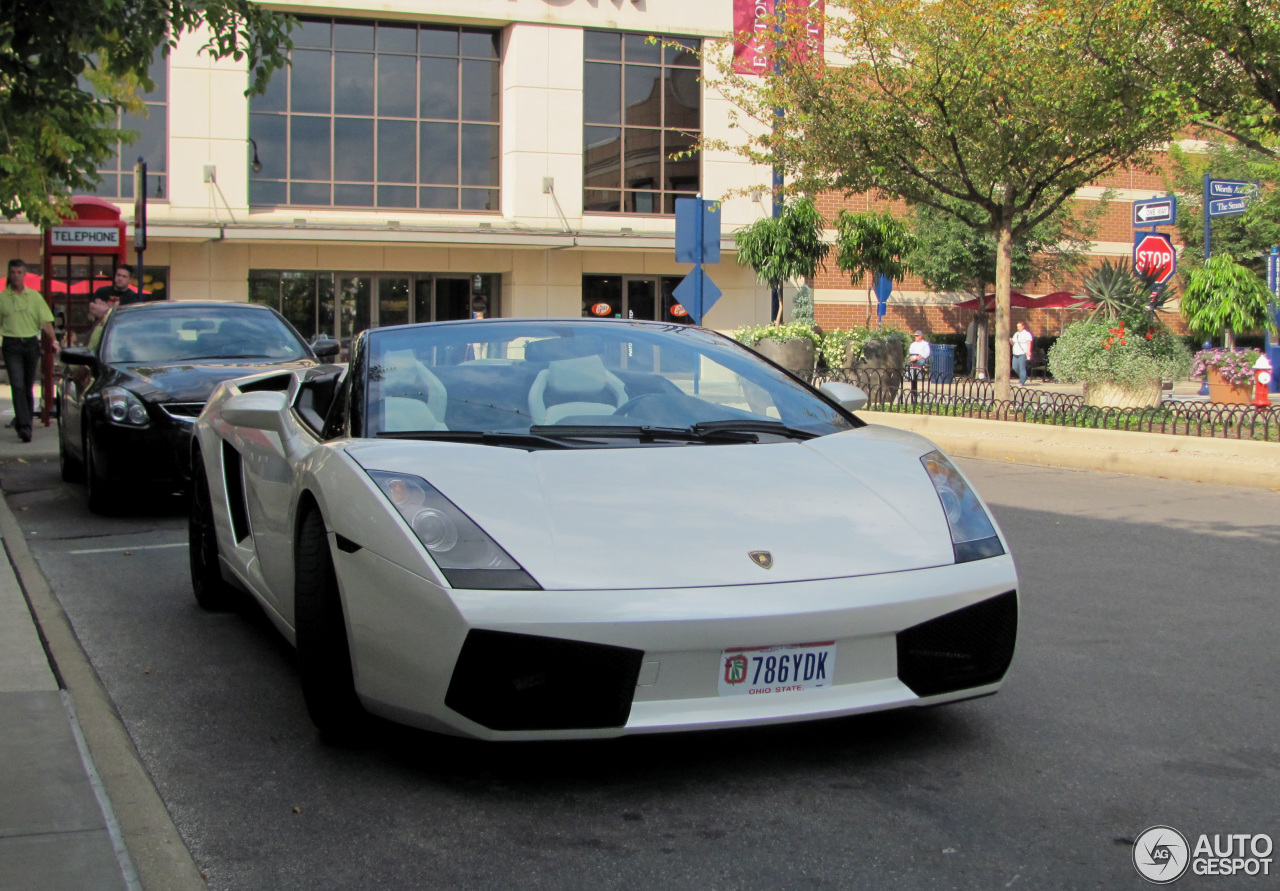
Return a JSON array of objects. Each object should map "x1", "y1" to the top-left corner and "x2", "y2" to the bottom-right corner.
[{"x1": 1133, "y1": 196, "x2": 1176, "y2": 227}]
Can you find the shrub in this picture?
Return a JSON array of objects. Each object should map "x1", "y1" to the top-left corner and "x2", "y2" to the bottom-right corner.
[{"x1": 1048, "y1": 312, "x2": 1192, "y2": 390}]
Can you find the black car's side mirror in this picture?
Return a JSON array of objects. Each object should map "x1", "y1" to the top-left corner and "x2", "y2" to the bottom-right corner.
[
  {"x1": 312, "y1": 339, "x2": 341, "y2": 361},
  {"x1": 60, "y1": 347, "x2": 98, "y2": 368}
]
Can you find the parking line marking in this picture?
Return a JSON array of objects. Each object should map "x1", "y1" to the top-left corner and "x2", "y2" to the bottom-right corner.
[{"x1": 67, "y1": 542, "x2": 188, "y2": 555}]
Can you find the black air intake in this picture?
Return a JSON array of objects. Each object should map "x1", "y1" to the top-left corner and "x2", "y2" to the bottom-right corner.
[
  {"x1": 445, "y1": 630, "x2": 644, "y2": 731},
  {"x1": 897, "y1": 591, "x2": 1017, "y2": 697}
]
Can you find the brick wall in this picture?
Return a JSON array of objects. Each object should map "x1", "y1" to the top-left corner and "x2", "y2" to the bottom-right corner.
[{"x1": 814, "y1": 303, "x2": 1190, "y2": 336}]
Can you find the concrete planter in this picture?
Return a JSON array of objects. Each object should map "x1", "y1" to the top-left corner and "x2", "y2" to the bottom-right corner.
[
  {"x1": 753, "y1": 337, "x2": 816, "y2": 378},
  {"x1": 1083, "y1": 379, "x2": 1162, "y2": 408},
  {"x1": 1205, "y1": 367, "x2": 1253, "y2": 404},
  {"x1": 845, "y1": 338, "x2": 904, "y2": 402}
]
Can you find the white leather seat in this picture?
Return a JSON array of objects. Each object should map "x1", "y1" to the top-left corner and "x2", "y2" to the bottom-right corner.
[
  {"x1": 528, "y1": 355, "x2": 628, "y2": 424},
  {"x1": 382, "y1": 396, "x2": 447, "y2": 432},
  {"x1": 380, "y1": 351, "x2": 448, "y2": 429}
]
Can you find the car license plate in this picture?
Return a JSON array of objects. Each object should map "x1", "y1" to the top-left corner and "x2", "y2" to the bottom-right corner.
[{"x1": 718, "y1": 641, "x2": 836, "y2": 697}]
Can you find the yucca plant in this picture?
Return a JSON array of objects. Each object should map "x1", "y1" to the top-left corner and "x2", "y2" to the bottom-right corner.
[{"x1": 1080, "y1": 259, "x2": 1164, "y2": 322}]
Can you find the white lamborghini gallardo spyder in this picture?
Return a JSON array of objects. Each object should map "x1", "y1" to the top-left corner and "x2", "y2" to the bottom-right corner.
[{"x1": 189, "y1": 318, "x2": 1018, "y2": 741}]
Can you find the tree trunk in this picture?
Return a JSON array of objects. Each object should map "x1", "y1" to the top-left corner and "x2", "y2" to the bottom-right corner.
[
  {"x1": 993, "y1": 225, "x2": 1014, "y2": 401},
  {"x1": 1224, "y1": 328, "x2": 1235, "y2": 350}
]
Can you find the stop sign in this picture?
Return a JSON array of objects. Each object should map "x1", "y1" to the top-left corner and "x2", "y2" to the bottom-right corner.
[{"x1": 1133, "y1": 232, "x2": 1177, "y2": 285}]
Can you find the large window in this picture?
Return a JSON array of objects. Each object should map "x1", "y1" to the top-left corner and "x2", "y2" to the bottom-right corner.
[
  {"x1": 249, "y1": 19, "x2": 501, "y2": 211},
  {"x1": 85, "y1": 53, "x2": 168, "y2": 200},
  {"x1": 583, "y1": 32, "x2": 700, "y2": 215},
  {"x1": 249, "y1": 271, "x2": 501, "y2": 349}
]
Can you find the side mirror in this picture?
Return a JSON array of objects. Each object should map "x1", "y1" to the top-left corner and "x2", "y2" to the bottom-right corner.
[
  {"x1": 222, "y1": 391, "x2": 288, "y2": 432},
  {"x1": 312, "y1": 339, "x2": 341, "y2": 361},
  {"x1": 819, "y1": 381, "x2": 869, "y2": 412},
  {"x1": 60, "y1": 346, "x2": 97, "y2": 368}
]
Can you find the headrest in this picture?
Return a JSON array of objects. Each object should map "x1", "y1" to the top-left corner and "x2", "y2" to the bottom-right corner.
[
  {"x1": 524, "y1": 336, "x2": 603, "y2": 364},
  {"x1": 546, "y1": 355, "x2": 611, "y2": 397}
]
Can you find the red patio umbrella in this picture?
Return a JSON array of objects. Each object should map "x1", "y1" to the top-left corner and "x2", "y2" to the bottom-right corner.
[
  {"x1": 1033, "y1": 291, "x2": 1094, "y2": 308},
  {"x1": 954, "y1": 292, "x2": 1037, "y2": 310}
]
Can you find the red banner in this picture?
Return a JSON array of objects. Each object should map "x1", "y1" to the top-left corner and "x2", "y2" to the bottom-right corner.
[{"x1": 732, "y1": 0, "x2": 823, "y2": 76}]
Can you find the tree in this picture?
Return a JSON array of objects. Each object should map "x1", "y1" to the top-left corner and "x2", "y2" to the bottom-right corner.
[
  {"x1": 1, "y1": 0, "x2": 293, "y2": 228},
  {"x1": 832, "y1": 209, "x2": 915, "y2": 328},
  {"x1": 1166, "y1": 140, "x2": 1280, "y2": 276},
  {"x1": 1135, "y1": 0, "x2": 1280, "y2": 157},
  {"x1": 708, "y1": 0, "x2": 1188, "y2": 399},
  {"x1": 733, "y1": 197, "x2": 829, "y2": 324},
  {"x1": 1181, "y1": 254, "x2": 1278, "y2": 348}
]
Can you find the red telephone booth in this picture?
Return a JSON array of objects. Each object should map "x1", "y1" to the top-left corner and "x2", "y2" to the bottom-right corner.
[{"x1": 39, "y1": 197, "x2": 128, "y2": 423}]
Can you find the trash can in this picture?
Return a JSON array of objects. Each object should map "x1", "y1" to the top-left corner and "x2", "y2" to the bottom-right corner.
[{"x1": 929, "y1": 344, "x2": 955, "y2": 383}]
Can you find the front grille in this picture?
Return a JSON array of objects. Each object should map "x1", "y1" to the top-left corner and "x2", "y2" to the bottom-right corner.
[
  {"x1": 897, "y1": 591, "x2": 1018, "y2": 697},
  {"x1": 445, "y1": 630, "x2": 644, "y2": 731},
  {"x1": 160, "y1": 402, "x2": 204, "y2": 421}
]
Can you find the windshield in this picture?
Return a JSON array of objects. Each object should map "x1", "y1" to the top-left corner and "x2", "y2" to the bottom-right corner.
[
  {"x1": 361, "y1": 320, "x2": 856, "y2": 444},
  {"x1": 101, "y1": 307, "x2": 309, "y2": 364}
]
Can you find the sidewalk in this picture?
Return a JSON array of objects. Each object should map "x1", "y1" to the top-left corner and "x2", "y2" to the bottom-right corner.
[{"x1": 0, "y1": 392, "x2": 204, "y2": 891}]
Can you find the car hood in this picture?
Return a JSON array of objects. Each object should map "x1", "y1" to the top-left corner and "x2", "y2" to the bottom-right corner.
[
  {"x1": 114, "y1": 359, "x2": 317, "y2": 403},
  {"x1": 345, "y1": 425, "x2": 959, "y2": 590}
]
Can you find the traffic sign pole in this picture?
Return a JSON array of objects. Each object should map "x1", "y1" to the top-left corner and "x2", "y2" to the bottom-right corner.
[{"x1": 1203, "y1": 173, "x2": 1211, "y2": 262}]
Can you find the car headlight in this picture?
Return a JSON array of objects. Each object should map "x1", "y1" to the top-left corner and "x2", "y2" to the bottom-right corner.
[
  {"x1": 920, "y1": 450, "x2": 1005, "y2": 564},
  {"x1": 104, "y1": 387, "x2": 150, "y2": 426},
  {"x1": 367, "y1": 470, "x2": 541, "y2": 590}
]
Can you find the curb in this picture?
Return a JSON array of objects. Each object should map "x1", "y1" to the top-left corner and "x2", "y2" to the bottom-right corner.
[
  {"x1": 0, "y1": 495, "x2": 207, "y2": 891},
  {"x1": 864, "y1": 412, "x2": 1280, "y2": 489}
]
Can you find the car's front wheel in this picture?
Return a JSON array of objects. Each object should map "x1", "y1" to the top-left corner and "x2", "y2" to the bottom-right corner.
[
  {"x1": 295, "y1": 506, "x2": 365, "y2": 742},
  {"x1": 189, "y1": 448, "x2": 238, "y2": 611}
]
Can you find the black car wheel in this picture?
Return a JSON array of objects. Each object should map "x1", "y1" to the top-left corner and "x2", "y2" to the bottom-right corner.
[
  {"x1": 295, "y1": 507, "x2": 365, "y2": 742},
  {"x1": 58, "y1": 415, "x2": 83, "y2": 483},
  {"x1": 84, "y1": 430, "x2": 117, "y2": 515},
  {"x1": 189, "y1": 448, "x2": 238, "y2": 611}
]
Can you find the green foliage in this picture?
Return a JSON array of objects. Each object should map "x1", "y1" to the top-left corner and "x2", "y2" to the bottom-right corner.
[
  {"x1": 0, "y1": 0, "x2": 294, "y2": 227},
  {"x1": 1048, "y1": 314, "x2": 1192, "y2": 389},
  {"x1": 833, "y1": 210, "x2": 915, "y2": 286},
  {"x1": 792, "y1": 285, "x2": 815, "y2": 324},
  {"x1": 733, "y1": 197, "x2": 829, "y2": 322},
  {"x1": 909, "y1": 198, "x2": 1098, "y2": 297},
  {"x1": 1180, "y1": 254, "x2": 1280, "y2": 338},
  {"x1": 731, "y1": 321, "x2": 823, "y2": 349},
  {"x1": 1080, "y1": 259, "x2": 1165, "y2": 321},
  {"x1": 1166, "y1": 141, "x2": 1280, "y2": 274},
  {"x1": 818, "y1": 327, "x2": 908, "y2": 370}
]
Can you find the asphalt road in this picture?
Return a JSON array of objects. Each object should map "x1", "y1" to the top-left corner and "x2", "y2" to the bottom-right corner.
[{"x1": 1, "y1": 457, "x2": 1277, "y2": 890}]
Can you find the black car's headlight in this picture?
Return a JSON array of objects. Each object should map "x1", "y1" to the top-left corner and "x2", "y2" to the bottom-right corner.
[
  {"x1": 920, "y1": 450, "x2": 1005, "y2": 564},
  {"x1": 104, "y1": 387, "x2": 150, "y2": 427},
  {"x1": 367, "y1": 470, "x2": 541, "y2": 590}
]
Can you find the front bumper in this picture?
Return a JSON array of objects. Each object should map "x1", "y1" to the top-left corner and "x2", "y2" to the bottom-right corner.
[
  {"x1": 332, "y1": 544, "x2": 1019, "y2": 741},
  {"x1": 91, "y1": 411, "x2": 195, "y2": 485}
]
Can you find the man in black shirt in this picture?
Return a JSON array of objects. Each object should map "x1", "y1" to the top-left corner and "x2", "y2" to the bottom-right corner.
[{"x1": 91, "y1": 265, "x2": 142, "y2": 309}]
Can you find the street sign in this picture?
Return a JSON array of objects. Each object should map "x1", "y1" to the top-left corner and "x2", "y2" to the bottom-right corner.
[
  {"x1": 1269, "y1": 248, "x2": 1279, "y2": 297},
  {"x1": 1208, "y1": 197, "x2": 1250, "y2": 218},
  {"x1": 873, "y1": 273, "x2": 892, "y2": 320},
  {"x1": 675, "y1": 198, "x2": 721, "y2": 265},
  {"x1": 1132, "y1": 196, "x2": 1177, "y2": 227},
  {"x1": 1133, "y1": 232, "x2": 1176, "y2": 286},
  {"x1": 1207, "y1": 179, "x2": 1257, "y2": 199},
  {"x1": 673, "y1": 266, "x2": 721, "y2": 325}
]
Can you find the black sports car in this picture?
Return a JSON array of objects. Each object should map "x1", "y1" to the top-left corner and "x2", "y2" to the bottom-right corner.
[{"x1": 58, "y1": 301, "x2": 338, "y2": 513}]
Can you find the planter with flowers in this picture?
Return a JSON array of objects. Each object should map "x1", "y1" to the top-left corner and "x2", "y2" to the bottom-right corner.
[
  {"x1": 1192, "y1": 348, "x2": 1263, "y2": 404},
  {"x1": 1047, "y1": 315, "x2": 1192, "y2": 408},
  {"x1": 733, "y1": 321, "x2": 823, "y2": 378}
]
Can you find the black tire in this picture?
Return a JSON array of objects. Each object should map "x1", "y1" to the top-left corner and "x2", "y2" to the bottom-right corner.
[
  {"x1": 295, "y1": 507, "x2": 365, "y2": 742},
  {"x1": 84, "y1": 430, "x2": 117, "y2": 515},
  {"x1": 58, "y1": 417, "x2": 83, "y2": 483},
  {"x1": 189, "y1": 450, "x2": 238, "y2": 611}
]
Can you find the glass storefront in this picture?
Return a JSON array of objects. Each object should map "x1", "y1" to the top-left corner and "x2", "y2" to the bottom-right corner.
[
  {"x1": 581, "y1": 274, "x2": 692, "y2": 324},
  {"x1": 250, "y1": 270, "x2": 501, "y2": 354}
]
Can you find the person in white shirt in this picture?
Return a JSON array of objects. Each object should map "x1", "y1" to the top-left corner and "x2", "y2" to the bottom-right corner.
[
  {"x1": 907, "y1": 330, "x2": 931, "y2": 379},
  {"x1": 1011, "y1": 320, "x2": 1033, "y2": 385}
]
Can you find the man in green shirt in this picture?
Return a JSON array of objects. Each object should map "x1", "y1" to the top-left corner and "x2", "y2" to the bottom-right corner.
[{"x1": 1, "y1": 259, "x2": 60, "y2": 442}]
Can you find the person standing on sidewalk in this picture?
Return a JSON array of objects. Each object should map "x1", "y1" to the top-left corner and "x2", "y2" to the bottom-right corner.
[
  {"x1": 0, "y1": 259, "x2": 60, "y2": 442},
  {"x1": 1011, "y1": 320, "x2": 1033, "y2": 386}
]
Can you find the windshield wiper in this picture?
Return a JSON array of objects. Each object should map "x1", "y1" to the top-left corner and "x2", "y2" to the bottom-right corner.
[
  {"x1": 689, "y1": 419, "x2": 818, "y2": 440},
  {"x1": 375, "y1": 429, "x2": 582, "y2": 450},
  {"x1": 528, "y1": 424, "x2": 762, "y2": 443}
]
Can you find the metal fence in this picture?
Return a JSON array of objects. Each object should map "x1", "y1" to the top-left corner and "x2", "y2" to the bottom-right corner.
[{"x1": 812, "y1": 368, "x2": 1280, "y2": 443}]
